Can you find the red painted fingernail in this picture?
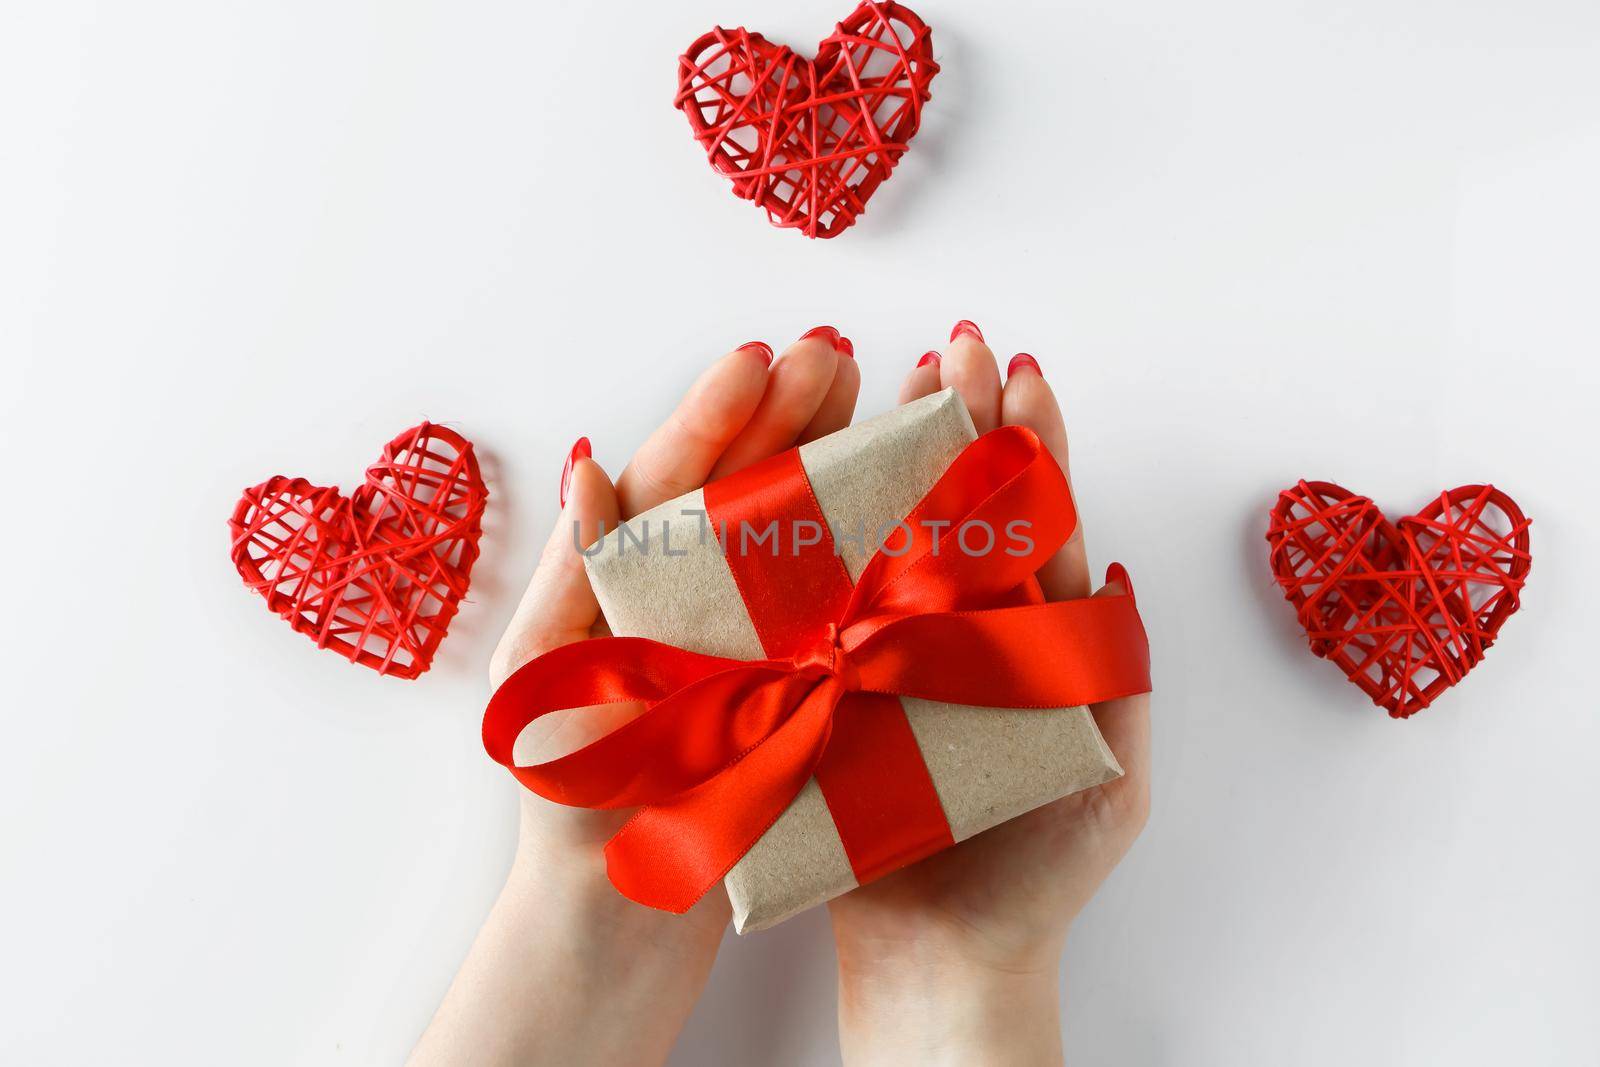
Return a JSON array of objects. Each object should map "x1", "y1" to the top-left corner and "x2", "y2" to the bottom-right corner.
[
  {"x1": 950, "y1": 320, "x2": 984, "y2": 343},
  {"x1": 917, "y1": 350, "x2": 941, "y2": 367},
  {"x1": 801, "y1": 325, "x2": 842, "y2": 349},
  {"x1": 1105, "y1": 562, "x2": 1134, "y2": 599},
  {"x1": 1007, "y1": 353, "x2": 1042, "y2": 377},
  {"x1": 836, "y1": 336, "x2": 854, "y2": 358},
  {"x1": 559, "y1": 436, "x2": 591, "y2": 508},
  {"x1": 737, "y1": 341, "x2": 773, "y2": 365}
]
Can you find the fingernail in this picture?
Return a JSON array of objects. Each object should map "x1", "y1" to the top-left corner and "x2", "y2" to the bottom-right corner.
[
  {"x1": 737, "y1": 341, "x2": 774, "y2": 365},
  {"x1": 1007, "y1": 353, "x2": 1042, "y2": 378},
  {"x1": 950, "y1": 320, "x2": 984, "y2": 343},
  {"x1": 559, "y1": 436, "x2": 591, "y2": 508},
  {"x1": 801, "y1": 325, "x2": 842, "y2": 351},
  {"x1": 1105, "y1": 562, "x2": 1134, "y2": 599},
  {"x1": 836, "y1": 336, "x2": 854, "y2": 358},
  {"x1": 917, "y1": 350, "x2": 941, "y2": 367}
]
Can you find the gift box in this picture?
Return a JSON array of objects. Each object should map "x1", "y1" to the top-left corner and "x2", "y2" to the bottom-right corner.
[{"x1": 484, "y1": 388, "x2": 1150, "y2": 933}]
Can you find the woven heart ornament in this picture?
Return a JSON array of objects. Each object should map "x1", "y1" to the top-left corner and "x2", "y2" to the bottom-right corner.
[
  {"x1": 675, "y1": 1, "x2": 938, "y2": 238},
  {"x1": 1266, "y1": 482, "x2": 1531, "y2": 718},
  {"x1": 229, "y1": 423, "x2": 487, "y2": 679}
]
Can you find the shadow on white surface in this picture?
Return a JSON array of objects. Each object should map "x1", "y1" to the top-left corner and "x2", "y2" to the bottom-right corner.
[{"x1": 669, "y1": 907, "x2": 842, "y2": 1067}]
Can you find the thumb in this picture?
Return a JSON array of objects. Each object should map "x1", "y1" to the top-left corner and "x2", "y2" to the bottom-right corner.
[
  {"x1": 1086, "y1": 563, "x2": 1152, "y2": 791},
  {"x1": 489, "y1": 440, "x2": 621, "y2": 690}
]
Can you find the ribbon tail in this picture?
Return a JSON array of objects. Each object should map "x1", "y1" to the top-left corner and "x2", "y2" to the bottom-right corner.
[
  {"x1": 603, "y1": 677, "x2": 844, "y2": 913},
  {"x1": 850, "y1": 593, "x2": 1152, "y2": 709}
]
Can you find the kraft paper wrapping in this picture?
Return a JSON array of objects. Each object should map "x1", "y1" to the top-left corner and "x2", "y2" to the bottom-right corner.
[{"x1": 580, "y1": 389, "x2": 1123, "y2": 933}]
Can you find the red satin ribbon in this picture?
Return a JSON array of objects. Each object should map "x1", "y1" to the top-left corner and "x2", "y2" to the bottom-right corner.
[
  {"x1": 483, "y1": 426, "x2": 1151, "y2": 913},
  {"x1": 705, "y1": 447, "x2": 954, "y2": 886}
]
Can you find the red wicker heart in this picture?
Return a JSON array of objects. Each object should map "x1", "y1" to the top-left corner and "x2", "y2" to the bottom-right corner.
[
  {"x1": 1266, "y1": 482, "x2": 1531, "y2": 718},
  {"x1": 228, "y1": 423, "x2": 488, "y2": 679},
  {"x1": 675, "y1": 1, "x2": 938, "y2": 239}
]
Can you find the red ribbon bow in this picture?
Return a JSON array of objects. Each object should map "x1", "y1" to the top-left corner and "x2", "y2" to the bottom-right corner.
[{"x1": 483, "y1": 426, "x2": 1151, "y2": 912}]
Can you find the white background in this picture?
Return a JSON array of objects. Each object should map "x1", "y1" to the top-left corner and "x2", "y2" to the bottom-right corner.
[{"x1": 4, "y1": 1, "x2": 1598, "y2": 1063}]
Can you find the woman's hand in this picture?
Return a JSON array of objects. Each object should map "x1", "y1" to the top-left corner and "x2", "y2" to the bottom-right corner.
[
  {"x1": 827, "y1": 323, "x2": 1151, "y2": 1067},
  {"x1": 410, "y1": 327, "x2": 859, "y2": 1067}
]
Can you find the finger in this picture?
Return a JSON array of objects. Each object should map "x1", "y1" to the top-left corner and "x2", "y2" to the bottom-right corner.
[
  {"x1": 710, "y1": 326, "x2": 849, "y2": 478},
  {"x1": 898, "y1": 351, "x2": 943, "y2": 404},
  {"x1": 616, "y1": 343, "x2": 771, "y2": 518},
  {"x1": 513, "y1": 696, "x2": 647, "y2": 769},
  {"x1": 798, "y1": 349, "x2": 861, "y2": 443},
  {"x1": 489, "y1": 446, "x2": 621, "y2": 690},
  {"x1": 1089, "y1": 691, "x2": 1151, "y2": 835},
  {"x1": 1087, "y1": 567, "x2": 1151, "y2": 793},
  {"x1": 1001, "y1": 353, "x2": 1091, "y2": 600},
  {"x1": 941, "y1": 320, "x2": 1002, "y2": 434}
]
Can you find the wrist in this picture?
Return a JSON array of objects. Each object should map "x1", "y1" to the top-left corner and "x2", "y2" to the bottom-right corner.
[
  {"x1": 835, "y1": 940, "x2": 1064, "y2": 1066},
  {"x1": 505, "y1": 822, "x2": 730, "y2": 992},
  {"x1": 409, "y1": 812, "x2": 726, "y2": 1067}
]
